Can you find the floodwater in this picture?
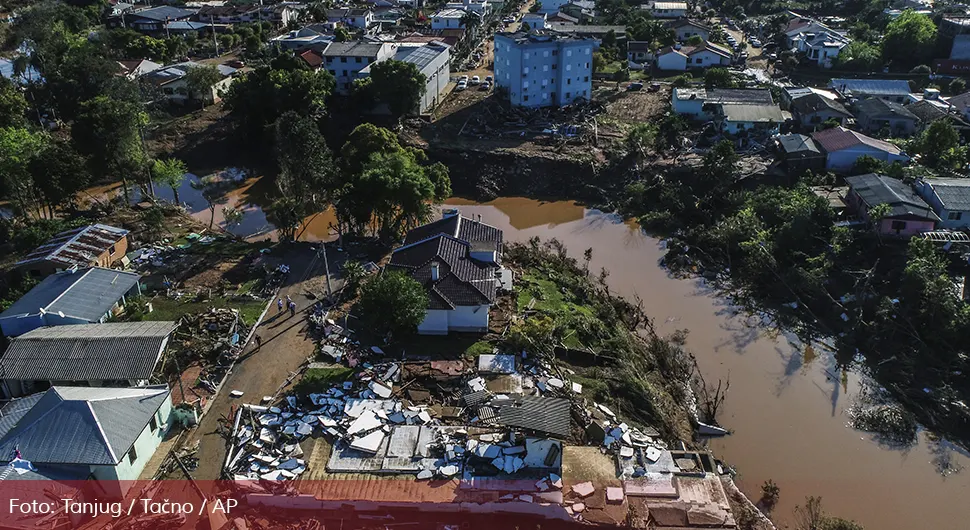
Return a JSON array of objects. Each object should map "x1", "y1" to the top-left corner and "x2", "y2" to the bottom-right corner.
[
  {"x1": 80, "y1": 173, "x2": 338, "y2": 242},
  {"x1": 441, "y1": 197, "x2": 970, "y2": 530}
]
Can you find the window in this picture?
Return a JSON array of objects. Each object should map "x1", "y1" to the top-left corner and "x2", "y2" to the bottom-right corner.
[
  {"x1": 949, "y1": 212, "x2": 964, "y2": 220},
  {"x1": 565, "y1": 92, "x2": 571, "y2": 99},
  {"x1": 687, "y1": 58, "x2": 693, "y2": 64},
  {"x1": 584, "y1": 76, "x2": 589, "y2": 82},
  {"x1": 543, "y1": 50, "x2": 549, "y2": 57},
  {"x1": 110, "y1": 244, "x2": 117, "y2": 256},
  {"x1": 326, "y1": 57, "x2": 334, "y2": 63},
  {"x1": 542, "y1": 92, "x2": 548, "y2": 100},
  {"x1": 552, "y1": 50, "x2": 558, "y2": 56},
  {"x1": 524, "y1": 95, "x2": 529, "y2": 101},
  {"x1": 542, "y1": 79, "x2": 548, "y2": 86},
  {"x1": 552, "y1": 64, "x2": 557, "y2": 70},
  {"x1": 524, "y1": 52, "x2": 531, "y2": 59},
  {"x1": 566, "y1": 50, "x2": 572, "y2": 57},
  {"x1": 356, "y1": 57, "x2": 362, "y2": 63},
  {"x1": 524, "y1": 66, "x2": 530, "y2": 74},
  {"x1": 567, "y1": 78, "x2": 571, "y2": 85},
  {"x1": 341, "y1": 57, "x2": 347, "y2": 63},
  {"x1": 585, "y1": 62, "x2": 589, "y2": 69},
  {"x1": 150, "y1": 416, "x2": 158, "y2": 432},
  {"x1": 523, "y1": 81, "x2": 530, "y2": 88},
  {"x1": 695, "y1": 58, "x2": 703, "y2": 64},
  {"x1": 329, "y1": 70, "x2": 337, "y2": 76},
  {"x1": 891, "y1": 220, "x2": 907, "y2": 231},
  {"x1": 127, "y1": 446, "x2": 138, "y2": 465},
  {"x1": 566, "y1": 64, "x2": 571, "y2": 71},
  {"x1": 342, "y1": 70, "x2": 348, "y2": 76},
  {"x1": 543, "y1": 64, "x2": 549, "y2": 72}
]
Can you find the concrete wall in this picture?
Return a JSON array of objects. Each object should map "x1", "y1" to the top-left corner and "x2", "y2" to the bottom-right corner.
[
  {"x1": 858, "y1": 115, "x2": 917, "y2": 136},
  {"x1": 657, "y1": 51, "x2": 687, "y2": 70},
  {"x1": 879, "y1": 217, "x2": 936, "y2": 236},
  {"x1": 915, "y1": 180, "x2": 970, "y2": 229},
  {"x1": 825, "y1": 146, "x2": 908, "y2": 173},
  {"x1": 418, "y1": 309, "x2": 450, "y2": 335},
  {"x1": 671, "y1": 94, "x2": 705, "y2": 117},
  {"x1": 494, "y1": 34, "x2": 593, "y2": 107},
  {"x1": 418, "y1": 47, "x2": 451, "y2": 113},
  {"x1": 417, "y1": 305, "x2": 489, "y2": 334},
  {"x1": 432, "y1": 15, "x2": 462, "y2": 29},
  {"x1": 686, "y1": 50, "x2": 730, "y2": 68},
  {"x1": 106, "y1": 393, "x2": 173, "y2": 481}
]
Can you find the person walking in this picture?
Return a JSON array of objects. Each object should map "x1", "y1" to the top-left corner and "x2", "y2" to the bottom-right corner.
[
  {"x1": 289, "y1": 300, "x2": 297, "y2": 317},
  {"x1": 254, "y1": 334, "x2": 262, "y2": 350},
  {"x1": 277, "y1": 298, "x2": 284, "y2": 313}
]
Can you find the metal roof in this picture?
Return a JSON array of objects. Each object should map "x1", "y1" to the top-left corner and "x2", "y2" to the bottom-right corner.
[
  {"x1": 674, "y1": 88, "x2": 774, "y2": 106},
  {"x1": 0, "y1": 267, "x2": 141, "y2": 324},
  {"x1": 812, "y1": 126, "x2": 903, "y2": 156},
  {"x1": 651, "y1": 1, "x2": 687, "y2": 9},
  {"x1": 790, "y1": 92, "x2": 851, "y2": 117},
  {"x1": 492, "y1": 395, "x2": 572, "y2": 438},
  {"x1": 0, "y1": 321, "x2": 176, "y2": 382},
  {"x1": 830, "y1": 78, "x2": 912, "y2": 97},
  {"x1": 0, "y1": 386, "x2": 170, "y2": 466},
  {"x1": 15, "y1": 224, "x2": 129, "y2": 269},
  {"x1": 128, "y1": 6, "x2": 197, "y2": 21},
  {"x1": 844, "y1": 173, "x2": 939, "y2": 221},
  {"x1": 322, "y1": 41, "x2": 388, "y2": 57},
  {"x1": 0, "y1": 394, "x2": 44, "y2": 439},
  {"x1": 394, "y1": 43, "x2": 449, "y2": 72},
  {"x1": 853, "y1": 97, "x2": 918, "y2": 121},
  {"x1": 721, "y1": 104, "x2": 787, "y2": 123},
  {"x1": 921, "y1": 178, "x2": 970, "y2": 211},
  {"x1": 777, "y1": 134, "x2": 820, "y2": 154}
]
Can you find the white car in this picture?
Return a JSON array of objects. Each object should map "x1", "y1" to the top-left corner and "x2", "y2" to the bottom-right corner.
[
  {"x1": 455, "y1": 80, "x2": 467, "y2": 91},
  {"x1": 470, "y1": 75, "x2": 481, "y2": 85}
]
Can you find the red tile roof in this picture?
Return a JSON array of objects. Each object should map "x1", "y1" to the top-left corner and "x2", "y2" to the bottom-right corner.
[
  {"x1": 299, "y1": 49, "x2": 324, "y2": 68},
  {"x1": 811, "y1": 126, "x2": 903, "y2": 155}
]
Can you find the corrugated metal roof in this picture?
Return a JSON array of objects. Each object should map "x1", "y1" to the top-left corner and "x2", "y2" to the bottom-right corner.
[
  {"x1": 853, "y1": 97, "x2": 918, "y2": 121},
  {"x1": 812, "y1": 126, "x2": 903, "y2": 156},
  {"x1": 922, "y1": 178, "x2": 970, "y2": 211},
  {"x1": 0, "y1": 267, "x2": 141, "y2": 324},
  {"x1": 129, "y1": 6, "x2": 197, "y2": 21},
  {"x1": 462, "y1": 389, "x2": 494, "y2": 407},
  {"x1": 492, "y1": 395, "x2": 571, "y2": 438},
  {"x1": 0, "y1": 321, "x2": 176, "y2": 382},
  {"x1": 721, "y1": 104, "x2": 787, "y2": 123},
  {"x1": 777, "y1": 134, "x2": 820, "y2": 154},
  {"x1": 0, "y1": 386, "x2": 169, "y2": 465},
  {"x1": 15, "y1": 224, "x2": 128, "y2": 269},
  {"x1": 0, "y1": 393, "x2": 44, "y2": 439}
]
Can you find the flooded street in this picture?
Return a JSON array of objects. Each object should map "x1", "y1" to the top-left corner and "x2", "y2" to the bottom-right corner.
[{"x1": 444, "y1": 197, "x2": 970, "y2": 530}]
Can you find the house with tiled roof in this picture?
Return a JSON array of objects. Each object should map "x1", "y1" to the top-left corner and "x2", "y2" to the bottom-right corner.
[
  {"x1": 811, "y1": 126, "x2": 910, "y2": 172},
  {"x1": 790, "y1": 92, "x2": 852, "y2": 130},
  {"x1": 388, "y1": 210, "x2": 508, "y2": 335},
  {"x1": 844, "y1": 173, "x2": 939, "y2": 236}
]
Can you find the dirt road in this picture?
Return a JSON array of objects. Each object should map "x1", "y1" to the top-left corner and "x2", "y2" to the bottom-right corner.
[{"x1": 185, "y1": 243, "x2": 344, "y2": 480}]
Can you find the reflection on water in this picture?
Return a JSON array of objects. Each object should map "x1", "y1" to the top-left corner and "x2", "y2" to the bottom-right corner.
[
  {"x1": 442, "y1": 197, "x2": 970, "y2": 530},
  {"x1": 80, "y1": 175, "x2": 338, "y2": 242}
]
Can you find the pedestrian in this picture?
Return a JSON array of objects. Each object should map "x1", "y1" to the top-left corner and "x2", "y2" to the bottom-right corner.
[
  {"x1": 289, "y1": 301, "x2": 297, "y2": 317},
  {"x1": 286, "y1": 294, "x2": 292, "y2": 305},
  {"x1": 254, "y1": 334, "x2": 262, "y2": 350},
  {"x1": 277, "y1": 298, "x2": 284, "y2": 313}
]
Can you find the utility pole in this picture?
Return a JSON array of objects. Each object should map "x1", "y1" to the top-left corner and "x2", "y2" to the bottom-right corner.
[
  {"x1": 319, "y1": 242, "x2": 333, "y2": 301},
  {"x1": 211, "y1": 15, "x2": 219, "y2": 55}
]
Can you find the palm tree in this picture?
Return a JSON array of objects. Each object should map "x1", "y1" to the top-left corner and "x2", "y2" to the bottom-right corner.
[{"x1": 341, "y1": 260, "x2": 368, "y2": 297}]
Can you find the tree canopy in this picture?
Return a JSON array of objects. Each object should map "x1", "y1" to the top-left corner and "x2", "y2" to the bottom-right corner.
[
  {"x1": 881, "y1": 10, "x2": 937, "y2": 67},
  {"x1": 368, "y1": 59, "x2": 427, "y2": 121},
  {"x1": 358, "y1": 271, "x2": 429, "y2": 339}
]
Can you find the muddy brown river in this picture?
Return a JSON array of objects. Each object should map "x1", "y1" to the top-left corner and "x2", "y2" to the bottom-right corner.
[
  {"x1": 444, "y1": 197, "x2": 970, "y2": 530},
  {"x1": 89, "y1": 175, "x2": 970, "y2": 528}
]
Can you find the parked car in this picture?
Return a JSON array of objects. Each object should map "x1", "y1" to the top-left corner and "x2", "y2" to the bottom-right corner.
[
  {"x1": 480, "y1": 81, "x2": 491, "y2": 91},
  {"x1": 460, "y1": 74, "x2": 469, "y2": 82},
  {"x1": 648, "y1": 82, "x2": 661, "y2": 92},
  {"x1": 485, "y1": 75, "x2": 493, "y2": 83},
  {"x1": 456, "y1": 81, "x2": 467, "y2": 91},
  {"x1": 626, "y1": 82, "x2": 643, "y2": 91},
  {"x1": 750, "y1": 39, "x2": 762, "y2": 47},
  {"x1": 471, "y1": 75, "x2": 481, "y2": 85}
]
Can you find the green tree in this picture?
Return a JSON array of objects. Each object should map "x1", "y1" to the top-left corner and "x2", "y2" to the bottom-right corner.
[
  {"x1": 686, "y1": 34, "x2": 703, "y2": 46},
  {"x1": 701, "y1": 139, "x2": 739, "y2": 186},
  {"x1": 184, "y1": 64, "x2": 223, "y2": 109},
  {"x1": 333, "y1": 26, "x2": 352, "y2": 42},
  {"x1": 72, "y1": 95, "x2": 149, "y2": 203},
  {"x1": 358, "y1": 271, "x2": 428, "y2": 339},
  {"x1": 358, "y1": 150, "x2": 437, "y2": 238},
  {"x1": 369, "y1": 59, "x2": 427, "y2": 121},
  {"x1": 274, "y1": 111, "x2": 338, "y2": 239},
  {"x1": 851, "y1": 155, "x2": 887, "y2": 175},
  {"x1": 949, "y1": 77, "x2": 967, "y2": 95},
  {"x1": 191, "y1": 175, "x2": 234, "y2": 229},
  {"x1": 834, "y1": 41, "x2": 882, "y2": 71},
  {"x1": 627, "y1": 17, "x2": 673, "y2": 46},
  {"x1": 153, "y1": 158, "x2": 188, "y2": 205},
  {"x1": 592, "y1": 51, "x2": 607, "y2": 72},
  {"x1": 703, "y1": 67, "x2": 736, "y2": 89},
  {"x1": 881, "y1": 10, "x2": 937, "y2": 68},
  {"x1": 915, "y1": 120, "x2": 963, "y2": 169},
  {"x1": 340, "y1": 123, "x2": 405, "y2": 176},
  {"x1": 29, "y1": 138, "x2": 89, "y2": 217},
  {"x1": 340, "y1": 260, "x2": 367, "y2": 297},
  {"x1": 223, "y1": 66, "x2": 336, "y2": 145},
  {"x1": 0, "y1": 127, "x2": 45, "y2": 219},
  {"x1": 626, "y1": 123, "x2": 657, "y2": 163},
  {"x1": 0, "y1": 77, "x2": 29, "y2": 129}
]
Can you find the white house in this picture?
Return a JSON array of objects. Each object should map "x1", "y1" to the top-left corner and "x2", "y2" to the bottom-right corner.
[
  {"x1": 388, "y1": 210, "x2": 509, "y2": 335},
  {"x1": 627, "y1": 41, "x2": 654, "y2": 68},
  {"x1": 718, "y1": 104, "x2": 789, "y2": 135},
  {"x1": 431, "y1": 8, "x2": 467, "y2": 29},
  {"x1": 656, "y1": 41, "x2": 732, "y2": 70},
  {"x1": 671, "y1": 87, "x2": 775, "y2": 119},
  {"x1": 914, "y1": 178, "x2": 970, "y2": 229},
  {"x1": 668, "y1": 18, "x2": 711, "y2": 41},
  {"x1": 784, "y1": 15, "x2": 850, "y2": 68},
  {"x1": 322, "y1": 40, "x2": 396, "y2": 94},
  {"x1": 142, "y1": 62, "x2": 237, "y2": 105},
  {"x1": 271, "y1": 27, "x2": 334, "y2": 50},
  {"x1": 0, "y1": 385, "x2": 173, "y2": 490},
  {"x1": 445, "y1": 0, "x2": 490, "y2": 15},
  {"x1": 641, "y1": 1, "x2": 688, "y2": 18},
  {"x1": 812, "y1": 126, "x2": 910, "y2": 172},
  {"x1": 326, "y1": 8, "x2": 374, "y2": 29}
]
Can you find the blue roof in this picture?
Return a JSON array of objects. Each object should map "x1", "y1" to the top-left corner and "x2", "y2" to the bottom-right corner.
[
  {"x1": 0, "y1": 267, "x2": 140, "y2": 323},
  {"x1": 830, "y1": 78, "x2": 911, "y2": 97}
]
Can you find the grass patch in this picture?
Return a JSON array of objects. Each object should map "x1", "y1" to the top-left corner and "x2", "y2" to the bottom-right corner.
[
  {"x1": 569, "y1": 372, "x2": 611, "y2": 401},
  {"x1": 597, "y1": 60, "x2": 624, "y2": 74},
  {"x1": 294, "y1": 366, "x2": 354, "y2": 396},
  {"x1": 145, "y1": 295, "x2": 267, "y2": 326},
  {"x1": 464, "y1": 340, "x2": 494, "y2": 359}
]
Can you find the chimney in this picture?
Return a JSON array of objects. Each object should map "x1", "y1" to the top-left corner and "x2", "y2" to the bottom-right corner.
[{"x1": 431, "y1": 262, "x2": 440, "y2": 281}]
